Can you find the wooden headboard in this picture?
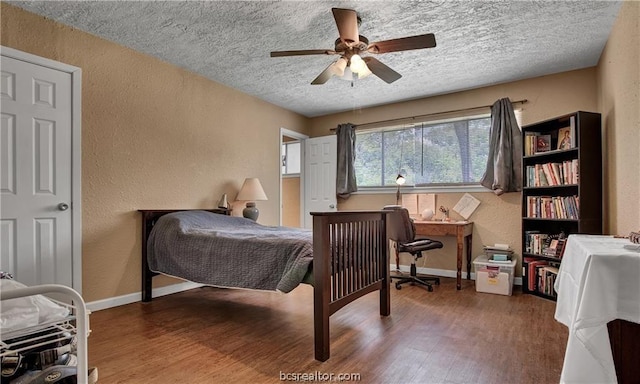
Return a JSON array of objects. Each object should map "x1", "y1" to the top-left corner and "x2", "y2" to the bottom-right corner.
[{"x1": 138, "y1": 208, "x2": 230, "y2": 302}]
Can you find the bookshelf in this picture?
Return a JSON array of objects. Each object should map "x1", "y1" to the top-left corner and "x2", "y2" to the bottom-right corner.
[{"x1": 521, "y1": 111, "x2": 602, "y2": 300}]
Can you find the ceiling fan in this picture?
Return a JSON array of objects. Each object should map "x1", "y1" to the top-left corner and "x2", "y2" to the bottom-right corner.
[{"x1": 270, "y1": 8, "x2": 436, "y2": 85}]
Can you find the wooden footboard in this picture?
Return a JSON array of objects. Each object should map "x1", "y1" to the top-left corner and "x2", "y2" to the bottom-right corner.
[
  {"x1": 311, "y1": 210, "x2": 391, "y2": 361},
  {"x1": 139, "y1": 209, "x2": 391, "y2": 362}
]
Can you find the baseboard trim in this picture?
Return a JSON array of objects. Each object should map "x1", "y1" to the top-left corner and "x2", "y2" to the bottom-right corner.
[
  {"x1": 88, "y1": 265, "x2": 524, "y2": 312},
  {"x1": 86, "y1": 281, "x2": 203, "y2": 312},
  {"x1": 391, "y1": 265, "x2": 522, "y2": 286}
]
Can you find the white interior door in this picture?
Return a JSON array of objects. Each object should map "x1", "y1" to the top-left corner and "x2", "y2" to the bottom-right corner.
[
  {"x1": 304, "y1": 135, "x2": 337, "y2": 229},
  {"x1": 1, "y1": 50, "x2": 79, "y2": 289}
]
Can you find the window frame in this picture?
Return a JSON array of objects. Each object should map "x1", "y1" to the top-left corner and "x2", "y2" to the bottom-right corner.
[
  {"x1": 281, "y1": 140, "x2": 301, "y2": 177},
  {"x1": 353, "y1": 112, "x2": 494, "y2": 194}
]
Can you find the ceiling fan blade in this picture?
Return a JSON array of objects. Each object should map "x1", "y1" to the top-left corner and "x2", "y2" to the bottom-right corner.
[
  {"x1": 270, "y1": 49, "x2": 335, "y2": 57},
  {"x1": 368, "y1": 33, "x2": 436, "y2": 54},
  {"x1": 363, "y1": 57, "x2": 402, "y2": 84},
  {"x1": 332, "y1": 8, "x2": 359, "y2": 45},
  {"x1": 311, "y1": 64, "x2": 335, "y2": 85}
]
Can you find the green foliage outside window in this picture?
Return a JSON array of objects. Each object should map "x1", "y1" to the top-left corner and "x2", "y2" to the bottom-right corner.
[{"x1": 354, "y1": 117, "x2": 491, "y2": 187}]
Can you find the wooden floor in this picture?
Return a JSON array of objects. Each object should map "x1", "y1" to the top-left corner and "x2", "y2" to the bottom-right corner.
[{"x1": 88, "y1": 278, "x2": 567, "y2": 383}]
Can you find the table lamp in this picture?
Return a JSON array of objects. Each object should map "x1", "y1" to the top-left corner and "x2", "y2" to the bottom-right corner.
[{"x1": 236, "y1": 178, "x2": 268, "y2": 221}]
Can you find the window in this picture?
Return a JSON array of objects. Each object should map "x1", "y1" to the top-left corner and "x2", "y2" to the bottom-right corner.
[
  {"x1": 354, "y1": 116, "x2": 492, "y2": 188},
  {"x1": 282, "y1": 141, "x2": 301, "y2": 175}
]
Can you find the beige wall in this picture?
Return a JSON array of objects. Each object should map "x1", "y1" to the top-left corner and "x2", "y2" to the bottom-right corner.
[
  {"x1": 1, "y1": 4, "x2": 310, "y2": 302},
  {"x1": 597, "y1": 1, "x2": 640, "y2": 235},
  {"x1": 282, "y1": 177, "x2": 300, "y2": 227},
  {"x1": 2, "y1": 2, "x2": 637, "y2": 301},
  {"x1": 310, "y1": 69, "x2": 599, "y2": 274},
  {"x1": 309, "y1": 68, "x2": 599, "y2": 137}
]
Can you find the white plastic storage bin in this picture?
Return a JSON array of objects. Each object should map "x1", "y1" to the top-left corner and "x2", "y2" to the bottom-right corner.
[{"x1": 473, "y1": 255, "x2": 517, "y2": 296}]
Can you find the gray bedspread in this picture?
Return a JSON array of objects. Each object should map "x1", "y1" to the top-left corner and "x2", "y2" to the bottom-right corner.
[{"x1": 147, "y1": 210, "x2": 313, "y2": 293}]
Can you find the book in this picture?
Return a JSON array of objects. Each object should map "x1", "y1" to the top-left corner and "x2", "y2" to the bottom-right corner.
[
  {"x1": 488, "y1": 259, "x2": 514, "y2": 264},
  {"x1": 484, "y1": 243, "x2": 514, "y2": 260},
  {"x1": 537, "y1": 164, "x2": 549, "y2": 186},
  {"x1": 484, "y1": 243, "x2": 512, "y2": 251},
  {"x1": 542, "y1": 163, "x2": 557, "y2": 185},
  {"x1": 551, "y1": 163, "x2": 563, "y2": 185},
  {"x1": 524, "y1": 132, "x2": 539, "y2": 156},
  {"x1": 555, "y1": 238, "x2": 567, "y2": 258},
  {"x1": 535, "y1": 134, "x2": 551, "y2": 153},
  {"x1": 524, "y1": 231, "x2": 540, "y2": 254},
  {"x1": 538, "y1": 265, "x2": 560, "y2": 296},
  {"x1": 544, "y1": 239, "x2": 559, "y2": 256},
  {"x1": 524, "y1": 259, "x2": 548, "y2": 292},
  {"x1": 453, "y1": 193, "x2": 480, "y2": 220},
  {"x1": 490, "y1": 254, "x2": 509, "y2": 261}
]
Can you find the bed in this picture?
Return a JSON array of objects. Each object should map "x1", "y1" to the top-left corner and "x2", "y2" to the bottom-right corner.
[{"x1": 139, "y1": 209, "x2": 391, "y2": 361}]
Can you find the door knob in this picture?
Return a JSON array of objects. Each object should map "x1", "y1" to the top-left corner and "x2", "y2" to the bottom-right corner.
[
  {"x1": 58, "y1": 203, "x2": 69, "y2": 211},
  {"x1": 329, "y1": 204, "x2": 335, "y2": 209}
]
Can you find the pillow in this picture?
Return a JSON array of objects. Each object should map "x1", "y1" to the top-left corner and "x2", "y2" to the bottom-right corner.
[{"x1": 0, "y1": 279, "x2": 71, "y2": 333}]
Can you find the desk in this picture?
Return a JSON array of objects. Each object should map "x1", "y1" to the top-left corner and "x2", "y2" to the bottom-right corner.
[
  {"x1": 554, "y1": 235, "x2": 640, "y2": 384},
  {"x1": 412, "y1": 220, "x2": 473, "y2": 290}
]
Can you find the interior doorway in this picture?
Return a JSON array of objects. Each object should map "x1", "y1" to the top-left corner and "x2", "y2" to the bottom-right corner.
[{"x1": 279, "y1": 128, "x2": 308, "y2": 227}]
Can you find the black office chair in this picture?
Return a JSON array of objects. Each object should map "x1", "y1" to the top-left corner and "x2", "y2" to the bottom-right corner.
[{"x1": 384, "y1": 205, "x2": 443, "y2": 291}]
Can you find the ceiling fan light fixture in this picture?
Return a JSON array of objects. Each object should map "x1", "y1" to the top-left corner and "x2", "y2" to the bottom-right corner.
[
  {"x1": 331, "y1": 57, "x2": 348, "y2": 77},
  {"x1": 355, "y1": 63, "x2": 372, "y2": 79},
  {"x1": 349, "y1": 54, "x2": 366, "y2": 73},
  {"x1": 270, "y1": 7, "x2": 437, "y2": 86},
  {"x1": 339, "y1": 67, "x2": 354, "y2": 81}
]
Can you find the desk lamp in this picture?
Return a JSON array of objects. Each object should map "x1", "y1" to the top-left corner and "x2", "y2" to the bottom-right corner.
[{"x1": 395, "y1": 174, "x2": 406, "y2": 205}]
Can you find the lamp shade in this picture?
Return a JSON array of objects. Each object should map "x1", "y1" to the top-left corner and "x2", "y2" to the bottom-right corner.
[{"x1": 236, "y1": 178, "x2": 268, "y2": 202}]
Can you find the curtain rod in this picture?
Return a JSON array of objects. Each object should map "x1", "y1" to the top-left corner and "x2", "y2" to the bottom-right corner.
[{"x1": 330, "y1": 99, "x2": 528, "y2": 131}]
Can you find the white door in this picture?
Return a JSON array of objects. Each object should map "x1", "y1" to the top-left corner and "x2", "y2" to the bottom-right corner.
[
  {"x1": 1, "y1": 52, "x2": 77, "y2": 288},
  {"x1": 303, "y1": 135, "x2": 337, "y2": 229}
]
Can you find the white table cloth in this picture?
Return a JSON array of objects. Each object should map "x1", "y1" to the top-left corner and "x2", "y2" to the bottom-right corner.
[{"x1": 554, "y1": 235, "x2": 640, "y2": 384}]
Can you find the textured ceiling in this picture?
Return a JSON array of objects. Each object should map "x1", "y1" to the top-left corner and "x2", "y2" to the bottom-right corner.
[{"x1": 8, "y1": 1, "x2": 622, "y2": 117}]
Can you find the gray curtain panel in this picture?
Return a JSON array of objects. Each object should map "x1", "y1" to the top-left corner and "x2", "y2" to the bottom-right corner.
[
  {"x1": 336, "y1": 123, "x2": 357, "y2": 199},
  {"x1": 480, "y1": 98, "x2": 523, "y2": 195}
]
